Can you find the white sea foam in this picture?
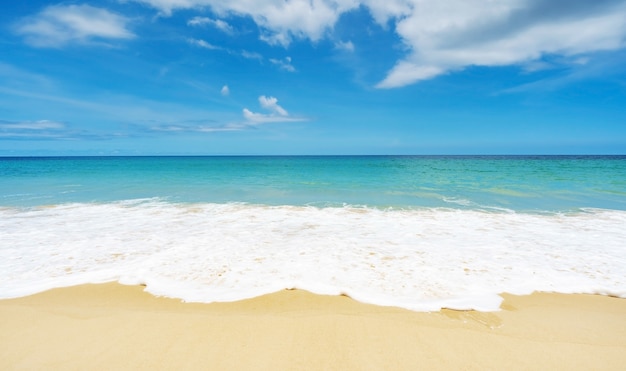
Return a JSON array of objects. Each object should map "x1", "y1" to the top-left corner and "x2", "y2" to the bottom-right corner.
[{"x1": 1, "y1": 201, "x2": 625, "y2": 311}]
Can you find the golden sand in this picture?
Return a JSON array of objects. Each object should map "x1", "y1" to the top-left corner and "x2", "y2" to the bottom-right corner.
[{"x1": 1, "y1": 283, "x2": 625, "y2": 370}]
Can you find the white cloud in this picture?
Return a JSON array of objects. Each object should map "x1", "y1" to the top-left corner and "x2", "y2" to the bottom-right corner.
[
  {"x1": 376, "y1": 0, "x2": 626, "y2": 88},
  {"x1": 149, "y1": 122, "x2": 241, "y2": 132},
  {"x1": 188, "y1": 16, "x2": 234, "y2": 34},
  {"x1": 242, "y1": 108, "x2": 304, "y2": 124},
  {"x1": 0, "y1": 120, "x2": 71, "y2": 139},
  {"x1": 243, "y1": 95, "x2": 305, "y2": 124},
  {"x1": 269, "y1": 56, "x2": 296, "y2": 72},
  {"x1": 221, "y1": 85, "x2": 230, "y2": 96},
  {"x1": 15, "y1": 4, "x2": 134, "y2": 47},
  {"x1": 187, "y1": 16, "x2": 210, "y2": 26},
  {"x1": 335, "y1": 40, "x2": 355, "y2": 52},
  {"x1": 131, "y1": 0, "x2": 358, "y2": 46},
  {"x1": 360, "y1": 0, "x2": 411, "y2": 25},
  {"x1": 240, "y1": 50, "x2": 263, "y2": 60},
  {"x1": 258, "y1": 95, "x2": 288, "y2": 116},
  {"x1": 376, "y1": 63, "x2": 444, "y2": 89},
  {"x1": 130, "y1": 0, "x2": 626, "y2": 88},
  {"x1": 0, "y1": 120, "x2": 65, "y2": 130},
  {"x1": 242, "y1": 108, "x2": 276, "y2": 123},
  {"x1": 188, "y1": 38, "x2": 221, "y2": 50},
  {"x1": 139, "y1": 94, "x2": 302, "y2": 130}
]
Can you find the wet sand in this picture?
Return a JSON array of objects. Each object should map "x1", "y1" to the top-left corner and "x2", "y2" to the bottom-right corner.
[{"x1": 1, "y1": 283, "x2": 625, "y2": 370}]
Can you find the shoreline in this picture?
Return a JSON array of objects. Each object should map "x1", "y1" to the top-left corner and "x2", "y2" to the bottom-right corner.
[{"x1": 1, "y1": 283, "x2": 625, "y2": 370}]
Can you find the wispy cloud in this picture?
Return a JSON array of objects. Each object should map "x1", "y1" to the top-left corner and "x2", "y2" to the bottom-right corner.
[
  {"x1": 149, "y1": 122, "x2": 241, "y2": 133},
  {"x1": 147, "y1": 95, "x2": 306, "y2": 133},
  {"x1": 188, "y1": 38, "x2": 221, "y2": 50},
  {"x1": 335, "y1": 40, "x2": 355, "y2": 52},
  {"x1": 0, "y1": 120, "x2": 65, "y2": 132},
  {"x1": 0, "y1": 119, "x2": 124, "y2": 140},
  {"x1": 501, "y1": 51, "x2": 626, "y2": 94},
  {"x1": 0, "y1": 85, "x2": 240, "y2": 138},
  {"x1": 188, "y1": 16, "x2": 234, "y2": 35},
  {"x1": 240, "y1": 50, "x2": 263, "y2": 60},
  {"x1": 269, "y1": 57, "x2": 296, "y2": 72},
  {"x1": 0, "y1": 63, "x2": 53, "y2": 88},
  {"x1": 14, "y1": 4, "x2": 134, "y2": 47},
  {"x1": 0, "y1": 120, "x2": 64, "y2": 131},
  {"x1": 242, "y1": 109, "x2": 303, "y2": 124},
  {"x1": 243, "y1": 95, "x2": 305, "y2": 124},
  {"x1": 0, "y1": 64, "x2": 306, "y2": 139},
  {"x1": 187, "y1": 39, "x2": 292, "y2": 73}
]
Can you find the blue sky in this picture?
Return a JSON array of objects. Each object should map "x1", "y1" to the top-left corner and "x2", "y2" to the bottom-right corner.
[{"x1": 1, "y1": 0, "x2": 625, "y2": 155}]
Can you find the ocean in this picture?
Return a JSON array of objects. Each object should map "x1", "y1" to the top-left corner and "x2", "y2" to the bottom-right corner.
[{"x1": 1, "y1": 155, "x2": 625, "y2": 311}]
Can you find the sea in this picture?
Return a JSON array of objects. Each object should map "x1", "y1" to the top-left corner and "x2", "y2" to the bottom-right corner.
[{"x1": 1, "y1": 155, "x2": 625, "y2": 311}]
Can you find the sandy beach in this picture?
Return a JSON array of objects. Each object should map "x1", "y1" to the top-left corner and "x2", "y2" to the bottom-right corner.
[{"x1": 1, "y1": 283, "x2": 625, "y2": 370}]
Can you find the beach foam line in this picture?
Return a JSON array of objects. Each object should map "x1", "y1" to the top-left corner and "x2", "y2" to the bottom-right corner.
[
  {"x1": 1, "y1": 283, "x2": 625, "y2": 370},
  {"x1": 2, "y1": 203, "x2": 626, "y2": 311}
]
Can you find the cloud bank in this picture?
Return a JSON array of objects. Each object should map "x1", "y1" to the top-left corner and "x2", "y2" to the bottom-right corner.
[{"x1": 130, "y1": 0, "x2": 626, "y2": 88}]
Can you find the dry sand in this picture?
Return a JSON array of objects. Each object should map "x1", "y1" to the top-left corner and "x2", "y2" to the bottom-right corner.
[{"x1": 1, "y1": 283, "x2": 625, "y2": 370}]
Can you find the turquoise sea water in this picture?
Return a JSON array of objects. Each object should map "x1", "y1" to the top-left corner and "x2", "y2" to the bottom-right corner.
[
  {"x1": 2, "y1": 155, "x2": 625, "y2": 211},
  {"x1": 1, "y1": 156, "x2": 625, "y2": 311}
]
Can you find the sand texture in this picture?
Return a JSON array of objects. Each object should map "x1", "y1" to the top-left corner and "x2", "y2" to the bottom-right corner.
[{"x1": 1, "y1": 283, "x2": 625, "y2": 370}]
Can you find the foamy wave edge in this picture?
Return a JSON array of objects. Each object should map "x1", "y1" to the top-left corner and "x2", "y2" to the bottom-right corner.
[{"x1": 1, "y1": 201, "x2": 625, "y2": 311}]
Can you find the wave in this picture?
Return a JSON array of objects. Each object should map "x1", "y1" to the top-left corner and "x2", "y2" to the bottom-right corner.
[{"x1": 1, "y1": 201, "x2": 625, "y2": 311}]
